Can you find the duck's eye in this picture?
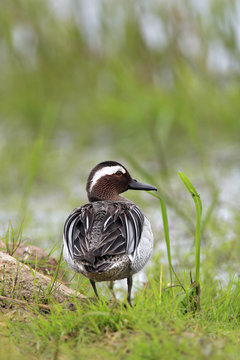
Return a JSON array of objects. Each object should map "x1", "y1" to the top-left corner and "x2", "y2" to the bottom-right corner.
[{"x1": 116, "y1": 171, "x2": 123, "y2": 176}]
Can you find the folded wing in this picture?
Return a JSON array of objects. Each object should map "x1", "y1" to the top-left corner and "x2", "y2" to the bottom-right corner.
[{"x1": 63, "y1": 202, "x2": 144, "y2": 272}]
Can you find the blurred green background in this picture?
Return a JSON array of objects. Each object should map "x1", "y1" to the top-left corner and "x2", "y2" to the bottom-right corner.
[{"x1": 0, "y1": 1, "x2": 239, "y2": 273}]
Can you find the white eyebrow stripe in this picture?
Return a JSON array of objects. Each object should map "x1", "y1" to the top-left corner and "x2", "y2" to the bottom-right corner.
[{"x1": 90, "y1": 166, "x2": 126, "y2": 192}]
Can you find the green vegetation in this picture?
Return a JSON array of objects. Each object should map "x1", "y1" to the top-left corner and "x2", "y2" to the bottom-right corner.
[
  {"x1": 179, "y1": 171, "x2": 202, "y2": 284},
  {"x1": 0, "y1": 1, "x2": 239, "y2": 359},
  {"x1": 148, "y1": 189, "x2": 173, "y2": 286},
  {"x1": 0, "y1": 246, "x2": 239, "y2": 360}
]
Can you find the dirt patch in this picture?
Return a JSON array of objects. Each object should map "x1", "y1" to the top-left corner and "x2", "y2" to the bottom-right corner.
[{"x1": 0, "y1": 251, "x2": 86, "y2": 304}]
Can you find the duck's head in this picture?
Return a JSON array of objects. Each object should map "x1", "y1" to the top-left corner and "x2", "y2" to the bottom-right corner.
[{"x1": 86, "y1": 161, "x2": 157, "y2": 202}]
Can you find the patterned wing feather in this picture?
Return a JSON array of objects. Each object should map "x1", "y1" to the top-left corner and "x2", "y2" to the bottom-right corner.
[{"x1": 63, "y1": 202, "x2": 144, "y2": 272}]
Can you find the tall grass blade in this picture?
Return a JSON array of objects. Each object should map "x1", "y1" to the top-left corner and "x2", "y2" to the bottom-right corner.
[
  {"x1": 202, "y1": 189, "x2": 219, "y2": 233},
  {"x1": 124, "y1": 153, "x2": 195, "y2": 231},
  {"x1": 147, "y1": 191, "x2": 172, "y2": 285},
  {"x1": 45, "y1": 247, "x2": 63, "y2": 300},
  {"x1": 178, "y1": 172, "x2": 202, "y2": 283}
]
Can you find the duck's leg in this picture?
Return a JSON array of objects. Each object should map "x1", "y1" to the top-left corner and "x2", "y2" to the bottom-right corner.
[
  {"x1": 127, "y1": 276, "x2": 133, "y2": 307},
  {"x1": 90, "y1": 279, "x2": 99, "y2": 299}
]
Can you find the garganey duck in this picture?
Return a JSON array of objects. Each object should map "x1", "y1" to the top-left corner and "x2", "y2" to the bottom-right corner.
[{"x1": 63, "y1": 161, "x2": 157, "y2": 306}]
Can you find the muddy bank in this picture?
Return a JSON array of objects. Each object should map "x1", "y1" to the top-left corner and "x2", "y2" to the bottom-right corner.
[{"x1": 0, "y1": 251, "x2": 86, "y2": 304}]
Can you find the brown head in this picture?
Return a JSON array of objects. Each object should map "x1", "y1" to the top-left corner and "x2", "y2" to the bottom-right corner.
[{"x1": 86, "y1": 161, "x2": 157, "y2": 202}]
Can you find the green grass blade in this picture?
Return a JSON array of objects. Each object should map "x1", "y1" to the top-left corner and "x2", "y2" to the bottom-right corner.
[
  {"x1": 123, "y1": 153, "x2": 195, "y2": 231},
  {"x1": 178, "y1": 172, "x2": 202, "y2": 283},
  {"x1": 202, "y1": 189, "x2": 219, "y2": 232},
  {"x1": 147, "y1": 191, "x2": 172, "y2": 285}
]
